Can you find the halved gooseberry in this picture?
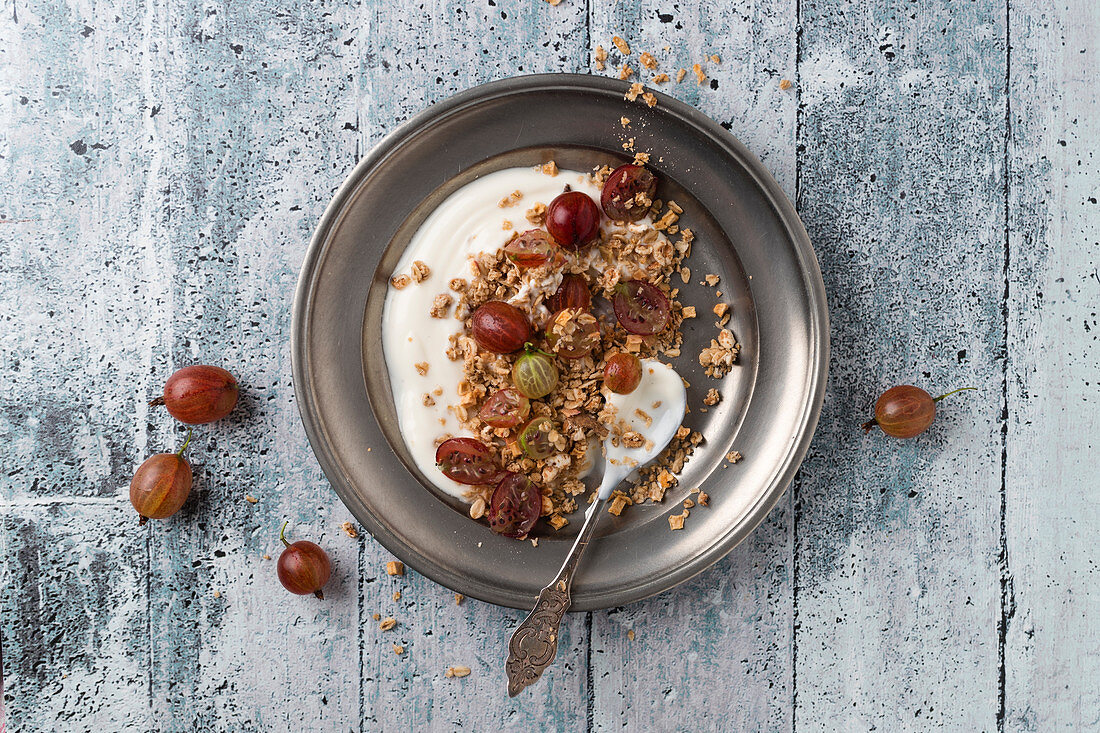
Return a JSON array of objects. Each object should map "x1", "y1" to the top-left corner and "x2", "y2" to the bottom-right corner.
[
  {"x1": 612, "y1": 279, "x2": 670, "y2": 335},
  {"x1": 488, "y1": 472, "x2": 541, "y2": 538},
  {"x1": 518, "y1": 417, "x2": 556, "y2": 460},
  {"x1": 503, "y1": 229, "x2": 555, "y2": 269},
  {"x1": 478, "y1": 388, "x2": 531, "y2": 429},
  {"x1": 435, "y1": 437, "x2": 502, "y2": 485}
]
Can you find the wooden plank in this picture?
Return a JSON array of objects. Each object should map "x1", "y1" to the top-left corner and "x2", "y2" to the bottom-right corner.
[
  {"x1": 1004, "y1": 2, "x2": 1100, "y2": 729},
  {"x1": 352, "y1": 2, "x2": 593, "y2": 728},
  {"x1": 585, "y1": 3, "x2": 798, "y2": 730},
  {"x1": 140, "y1": 0, "x2": 365, "y2": 727},
  {"x1": 0, "y1": 501, "x2": 151, "y2": 729},
  {"x1": 793, "y1": 1, "x2": 1007, "y2": 729}
]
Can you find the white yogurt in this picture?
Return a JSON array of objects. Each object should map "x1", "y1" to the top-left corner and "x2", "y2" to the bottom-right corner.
[
  {"x1": 381, "y1": 166, "x2": 678, "y2": 501},
  {"x1": 382, "y1": 167, "x2": 600, "y2": 498}
]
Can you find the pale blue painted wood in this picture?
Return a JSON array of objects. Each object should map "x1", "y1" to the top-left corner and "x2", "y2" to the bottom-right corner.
[{"x1": 1, "y1": 0, "x2": 1098, "y2": 731}]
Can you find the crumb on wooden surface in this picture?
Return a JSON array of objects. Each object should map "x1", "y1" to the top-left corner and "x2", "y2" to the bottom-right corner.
[
  {"x1": 455, "y1": 593, "x2": 464, "y2": 605},
  {"x1": 393, "y1": 644, "x2": 405, "y2": 655},
  {"x1": 446, "y1": 666, "x2": 472, "y2": 678},
  {"x1": 627, "y1": 629, "x2": 636, "y2": 641},
  {"x1": 594, "y1": 45, "x2": 607, "y2": 71},
  {"x1": 779, "y1": 78, "x2": 792, "y2": 90},
  {"x1": 244, "y1": 494, "x2": 258, "y2": 503},
  {"x1": 692, "y1": 63, "x2": 706, "y2": 84},
  {"x1": 386, "y1": 560, "x2": 405, "y2": 576},
  {"x1": 341, "y1": 521, "x2": 359, "y2": 538},
  {"x1": 612, "y1": 35, "x2": 630, "y2": 55},
  {"x1": 676, "y1": 68, "x2": 687, "y2": 83},
  {"x1": 379, "y1": 617, "x2": 397, "y2": 631},
  {"x1": 639, "y1": 51, "x2": 657, "y2": 70}
]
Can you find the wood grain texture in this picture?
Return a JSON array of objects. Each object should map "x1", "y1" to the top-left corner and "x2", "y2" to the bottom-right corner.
[
  {"x1": 794, "y1": 0, "x2": 1006, "y2": 729},
  {"x1": 2, "y1": 0, "x2": 1098, "y2": 729},
  {"x1": 585, "y1": 3, "x2": 797, "y2": 730},
  {"x1": 1004, "y1": 2, "x2": 1100, "y2": 730}
]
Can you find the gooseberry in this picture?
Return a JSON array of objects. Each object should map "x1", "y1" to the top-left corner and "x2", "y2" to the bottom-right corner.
[
  {"x1": 129, "y1": 429, "x2": 193, "y2": 525},
  {"x1": 276, "y1": 521, "x2": 332, "y2": 599},
  {"x1": 545, "y1": 191, "x2": 600, "y2": 251},
  {"x1": 479, "y1": 388, "x2": 531, "y2": 429},
  {"x1": 470, "y1": 301, "x2": 532, "y2": 354},
  {"x1": 151, "y1": 365, "x2": 238, "y2": 424},
  {"x1": 612, "y1": 280, "x2": 670, "y2": 335},
  {"x1": 512, "y1": 344, "x2": 559, "y2": 399},
  {"x1": 488, "y1": 472, "x2": 541, "y2": 539},
  {"x1": 862, "y1": 385, "x2": 976, "y2": 438}
]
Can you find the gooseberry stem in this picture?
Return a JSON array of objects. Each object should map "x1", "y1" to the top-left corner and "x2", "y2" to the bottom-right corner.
[
  {"x1": 861, "y1": 418, "x2": 878, "y2": 433},
  {"x1": 176, "y1": 428, "x2": 193, "y2": 456},
  {"x1": 932, "y1": 386, "x2": 977, "y2": 403},
  {"x1": 279, "y1": 520, "x2": 291, "y2": 548},
  {"x1": 149, "y1": 396, "x2": 166, "y2": 406}
]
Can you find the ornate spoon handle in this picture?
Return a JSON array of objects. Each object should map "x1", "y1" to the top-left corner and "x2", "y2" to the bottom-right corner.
[{"x1": 506, "y1": 498, "x2": 604, "y2": 697}]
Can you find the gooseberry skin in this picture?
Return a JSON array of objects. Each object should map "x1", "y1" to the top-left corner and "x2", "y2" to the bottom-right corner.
[
  {"x1": 512, "y1": 345, "x2": 559, "y2": 399},
  {"x1": 612, "y1": 280, "x2": 671, "y2": 335},
  {"x1": 129, "y1": 453, "x2": 193, "y2": 524},
  {"x1": 603, "y1": 353, "x2": 643, "y2": 394},
  {"x1": 548, "y1": 273, "x2": 592, "y2": 313},
  {"x1": 545, "y1": 191, "x2": 601, "y2": 251},
  {"x1": 871, "y1": 386, "x2": 935, "y2": 438},
  {"x1": 488, "y1": 472, "x2": 541, "y2": 539},
  {"x1": 478, "y1": 388, "x2": 531, "y2": 429},
  {"x1": 435, "y1": 437, "x2": 503, "y2": 485},
  {"x1": 155, "y1": 365, "x2": 238, "y2": 424},
  {"x1": 470, "y1": 301, "x2": 532, "y2": 354},
  {"x1": 277, "y1": 522, "x2": 332, "y2": 599},
  {"x1": 518, "y1": 417, "x2": 556, "y2": 460},
  {"x1": 503, "y1": 229, "x2": 555, "y2": 269},
  {"x1": 601, "y1": 164, "x2": 658, "y2": 221}
]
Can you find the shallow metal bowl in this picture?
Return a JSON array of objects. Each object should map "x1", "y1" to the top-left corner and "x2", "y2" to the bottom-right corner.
[{"x1": 292, "y1": 74, "x2": 827, "y2": 610}]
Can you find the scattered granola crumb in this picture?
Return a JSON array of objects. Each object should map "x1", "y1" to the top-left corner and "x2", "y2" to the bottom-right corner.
[
  {"x1": 704, "y1": 388, "x2": 721, "y2": 406},
  {"x1": 429, "y1": 293, "x2": 453, "y2": 318},
  {"x1": 726, "y1": 451, "x2": 743, "y2": 464},
  {"x1": 469, "y1": 497, "x2": 487, "y2": 520},
  {"x1": 622, "y1": 137, "x2": 636, "y2": 151},
  {"x1": 624, "y1": 82, "x2": 644, "y2": 101},
  {"x1": 525, "y1": 202, "x2": 547, "y2": 225},
  {"x1": 449, "y1": 277, "x2": 467, "y2": 292},
  {"x1": 779, "y1": 78, "x2": 792, "y2": 90},
  {"x1": 422, "y1": 393, "x2": 436, "y2": 407},
  {"x1": 594, "y1": 45, "x2": 607, "y2": 72},
  {"x1": 455, "y1": 593, "x2": 464, "y2": 605},
  {"x1": 642, "y1": 92, "x2": 657, "y2": 108},
  {"x1": 213, "y1": 590, "x2": 221, "y2": 599},
  {"x1": 676, "y1": 68, "x2": 687, "y2": 83},
  {"x1": 530, "y1": 538, "x2": 539, "y2": 548},
  {"x1": 608, "y1": 491, "x2": 632, "y2": 516},
  {"x1": 341, "y1": 521, "x2": 359, "y2": 538},
  {"x1": 620, "y1": 116, "x2": 631, "y2": 127},
  {"x1": 683, "y1": 498, "x2": 695, "y2": 509},
  {"x1": 692, "y1": 63, "x2": 706, "y2": 85},
  {"x1": 548, "y1": 514, "x2": 568, "y2": 530},
  {"x1": 639, "y1": 51, "x2": 657, "y2": 70},
  {"x1": 372, "y1": 613, "x2": 381, "y2": 621},
  {"x1": 669, "y1": 509, "x2": 689, "y2": 530},
  {"x1": 244, "y1": 494, "x2": 258, "y2": 504},
  {"x1": 612, "y1": 35, "x2": 630, "y2": 55},
  {"x1": 379, "y1": 617, "x2": 397, "y2": 631},
  {"x1": 447, "y1": 666, "x2": 472, "y2": 679},
  {"x1": 698, "y1": 492, "x2": 709, "y2": 506},
  {"x1": 410, "y1": 260, "x2": 430, "y2": 283},
  {"x1": 633, "y1": 151, "x2": 650, "y2": 165},
  {"x1": 540, "y1": 160, "x2": 559, "y2": 176},
  {"x1": 498, "y1": 190, "x2": 522, "y2": 208},
  {"x1": 390, "y1": 274, "x2": 411, "y2": 290},
  {"x1": 704, "y1": 273, "x2": 720, "y2": 286},
  {"x1": 393, "y1": 591, "x2": 401, "y2": 601},
  {"x1": 627, "y1": 629, "x2": 636, "y2": 641},
  {"x1": 501, "y1": 220, "x2": 513, "y2": 231},
  {"x1": 652, "y1": 72, "x2": 669, "y2": 84},
  {"x1": 682, "y1": 304, "x2": 697, "y2": 318},
  {"x1": 414, "y1": 361, "x2": 429, "y2": 376},
  {"x1": 713, "y1": 302, "x2": 729, "y2": 318},
  {"x1": 618, "y1": 64, "x2": 635, "y2": 80},
  {"x1": 386, "y1": 560, "x2": 405, "y2": 577},
  {"x1": 393, "y1": 644, "x2": 405, "y2": 655},
  {"x1": 262, "y1": 553, "x2": 271, "y2": 560},
  {"x1": 709, "y1": 54, "x2": 721, "y2": 64}
]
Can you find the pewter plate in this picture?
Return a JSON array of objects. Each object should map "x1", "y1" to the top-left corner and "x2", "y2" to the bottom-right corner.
[{"x1": 292, "y1": 74, "x2": 827, "y2": 611}]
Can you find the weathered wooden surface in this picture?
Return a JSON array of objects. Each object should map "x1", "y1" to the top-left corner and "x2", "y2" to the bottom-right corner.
[{"x1": 1, "y1": 0, "x2": 1097, "y2": 731}]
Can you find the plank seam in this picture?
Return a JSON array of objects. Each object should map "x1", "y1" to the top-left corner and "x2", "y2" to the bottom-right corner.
[
  {"x1": 791, "y1": 0, "x2": 804, "y2": 728},
  {"x1": 996, "y1": 0, "x2": 1015, "y2": 730}
]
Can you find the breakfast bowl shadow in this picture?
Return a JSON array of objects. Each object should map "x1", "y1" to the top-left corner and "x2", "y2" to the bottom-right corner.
[{"x1": 292, "y1": 74, "x2": 828, "y2": 611}]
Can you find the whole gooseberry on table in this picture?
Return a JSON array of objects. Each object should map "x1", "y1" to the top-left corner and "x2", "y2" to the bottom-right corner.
[
  {"x1": 600, "y1": 164, "x2": 658, "y2": 222},
  {"x1": 511, "y1": 343, "x2": 559, "y2": 399},
  {"x1": 487, "y1": 472, "x2": 541, "y2": 539},
  {"x1": 470, "y1": 301, "x2": 532, "y2": 354},
  {"x1": 130, "y1": 429, "x2": 193, "y2": 525},
  {"x1": 545, "y1": 191, "x2": 600, "y2": 251},
  {"x1": 603, "y1": 353, "x2": 643, "y2": 394},
  {"x1": 862, "y1": 385, "x2": 976, "y2": 438},
  {"x1": 277, "y1": 521, "x2": 332, "y2": 599},
  {"x1": 151, "y1": 365, "x2": 239, "y2": 424}
]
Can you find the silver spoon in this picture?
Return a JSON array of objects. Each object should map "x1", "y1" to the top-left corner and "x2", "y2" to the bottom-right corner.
[{"x1": 506, "y1": 360, "x2": 686, "y2": 696}]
